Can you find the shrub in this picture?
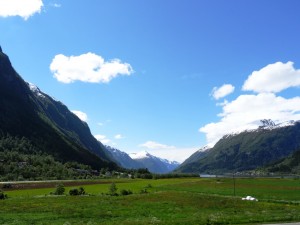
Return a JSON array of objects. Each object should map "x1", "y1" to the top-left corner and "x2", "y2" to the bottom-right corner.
[
  {"x1": 69, "y1": 187, "x2": 86, "y2": 196},
  {"x1": 0, "y1": 190, "x2": 7, "y2": 200},
  {"x1": 53, "y1": 183, "x2": 65, "y2": 195},
  {"x1": 108, "y1": 182, "x2": 118, "y2": 196},
  {"x1": 120, "y1": 189, "x2": 133, "y2": 196},
  {"x1": 69, "y1": 188, "x2": 79, "y2": 196}
]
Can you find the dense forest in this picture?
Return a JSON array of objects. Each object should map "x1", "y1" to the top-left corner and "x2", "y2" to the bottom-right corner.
[{"x1": 0, "y1": 134, "x2": 98, "y2": 181}]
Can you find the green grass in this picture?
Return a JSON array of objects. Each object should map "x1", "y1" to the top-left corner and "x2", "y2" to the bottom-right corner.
[{"x1": 1, "y1": 178, "x2": 300, "y2": 224}]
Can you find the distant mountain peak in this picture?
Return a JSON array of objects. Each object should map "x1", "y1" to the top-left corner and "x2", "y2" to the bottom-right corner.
[
  {"x1": 0, "y1": 46, "x2": 2, "y2": 53},
  {"x1": 129, "y1": 151, "x2": 151, "y2": 160},
  {"x1": 259, "y1": 119, "x2": 276, "y2": 128}
]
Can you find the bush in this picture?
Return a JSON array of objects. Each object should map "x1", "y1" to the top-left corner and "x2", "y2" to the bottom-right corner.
[
  {"x1": 108, "y1": 182, "x2": 118, "y2": 196},
  {"x1": 53, "y1": 183, "x2": 65, "y2": 195},
  {"x1": 69, "y1": 187, "x2": 86, "y2": 196},
  {"x1": 69, "y1": 188, "x2": 79, "y2": 196},
  {"x1": 120, "y1": 189, "x2": 133, "y2": 196},
  {"x1": 0, "y1": 190, "x2": 7, "y2": 200}
]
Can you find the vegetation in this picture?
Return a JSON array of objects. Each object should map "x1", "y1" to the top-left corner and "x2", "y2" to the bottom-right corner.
[
  {"x1": 0, "y1": 51, "x2": 118, "y2": 172},
  {"x1": 0, "y1": 135, "x2": 106, "y2": 181},
  {"x1": 69, "y1": 187, "x2": 86, "y2": 196},
  {"x1": 2, "y1": 177, "x2": 300, "y2": 224},
  {"x1": 177, "y1": 122, "x2": 300, "y2": 174},
  {"x1": 52, "y1": 183, "x2": 65, "y2": 195},
  {"x1": 108, "y1": 182, "x2": 118, "y2": 196},
  {"x1": 0, "y1": 189, "x2": 7, "y2": 199}
]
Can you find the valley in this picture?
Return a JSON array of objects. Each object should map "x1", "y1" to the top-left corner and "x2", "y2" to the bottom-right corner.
[{"x1": 2, "y1": 177, "x2": 300, "y2": 224}]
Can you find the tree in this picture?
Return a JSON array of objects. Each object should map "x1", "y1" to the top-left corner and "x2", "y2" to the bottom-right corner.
[
  {"x1": 53, "y1": 183, "x2": 65, "y2": 195},
  {"x1": 109, "y1": 182, "x2": 118, "y2": 196}
]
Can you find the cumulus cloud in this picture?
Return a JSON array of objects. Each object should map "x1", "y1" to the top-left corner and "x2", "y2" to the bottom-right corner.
[
  {"x1": 200, "y1": 61, "x2": 300, "y2": 146},
  {"x1": 114, "y1": 134, "x2": 124, "y2": 139},
  {"x1": 50, "y1": 52, "x2": 133, "y2": 83},
  {"x1": 0, "y1": 0, "x2": 43, "y2": 20},
  {"x1": 94, "y1": 135, "x2": 111, "y2": 144},
  {"x1": 200, "y1": 93, "x2": 300, "y2": 146},
  {"x1": 71, "y1": 110, "x2": 88, "y2": 122},
  {"x1": 211, "y1": 84, "x2": 235, "y2": 100},
  {"x1": 243, "y1": 61, "x2": 300, "y2": 93},
  {"x1": 139, "y1": 141, "x2": 175, "y2": 150}
]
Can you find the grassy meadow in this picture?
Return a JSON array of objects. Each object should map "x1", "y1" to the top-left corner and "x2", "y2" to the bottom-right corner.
[{"x1": 1, "y1": 177, "x2": 300, "y2": 224}]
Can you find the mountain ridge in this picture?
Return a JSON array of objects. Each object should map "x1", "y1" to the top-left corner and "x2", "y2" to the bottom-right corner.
[
  {"x1": 105, "y1": 146, "x2": 180, "y2": 173},
  {"x1": 177, "y1": 119, "x2": 300, "y2": 174},
  {"x1": 0, "y1": 47, "x2": 117, "y2": 171}
]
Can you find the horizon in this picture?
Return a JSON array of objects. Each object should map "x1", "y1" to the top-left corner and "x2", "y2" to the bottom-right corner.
[{"x1": 1, "y1": 0, "x2": 300, "y2": 162}]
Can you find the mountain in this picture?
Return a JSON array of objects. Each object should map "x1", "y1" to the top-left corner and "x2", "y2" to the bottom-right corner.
[
  {"x1": 264, "y1": 147, "x2": 300, "y2": 174},
  {"x1": 130, "y1": 151, "x2": 180, "y2": 174},
  {"x1": 177, "y1": 120, "x2": 300, "y2": 174},
  {"x1": 105, "y1": 146, "x2": 180, "y2": 173},
  {"x1": 177, "y1": 146, "x2": 211, "y2": 172},
  {"x1": 0, "y1": 46, "x2": 117, "y2": 171},
  {"x1": 104, "y1": 145, "x2": 143, "y2": 169}
]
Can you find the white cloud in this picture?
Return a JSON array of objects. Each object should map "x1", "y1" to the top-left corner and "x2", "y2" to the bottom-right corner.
[
  {"x1": 139, "y1": 141, "x2": 175, "y2": 150},
  {"x1": 114, "y1": 134, "x2": 124, "y2": 139},
  {"x1": 71, "y1": 110, "x2": 88, "y2": 122},
  {"x1": 50, "y1": 52, "x2": 133, "y2": 83},
  {"x1": 131, "y1": 146, "x2": 199, "y2": 163},
  {"x1": 0, "y1": 0, "x2": 43, "y2": 20},
  {"x1": 94, "y1": 135, "x2": 111, "y2": 144},
  {"x1": 211, "y1": 84, "x2": 235, "y2": 100},
  {"x1": 51, "y1": 3, "x2": 61, "y2": 8},
  {"x1": 243, "y1": 61, "x2": 300, "y2": 93},
  {"x1": 151, "y1": 147, "x2": 200, "y2": 163},
  {"x1": 200, "y1": 93, "x2": 300, "y2": 146},
  {"x1": 200, "y1": 62, "x2": 300, "y2": 146}
]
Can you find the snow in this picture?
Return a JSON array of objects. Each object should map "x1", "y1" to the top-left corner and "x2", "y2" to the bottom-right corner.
[
  {"x1": 27, "y1": 82, "x2": 46, "y2": 98},
  {"x1": 223, "y1": 119, "x2": 297, "y2": 140},
  {"x1": 129, "y1": 151, "x2": 151, "y2": 160}
]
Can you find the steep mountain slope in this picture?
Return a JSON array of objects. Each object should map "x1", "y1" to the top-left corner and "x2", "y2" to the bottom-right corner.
[
  {"x1": 105, "y1": 145, "x2": 143, "y2": 169},
  {"x1": 264, "y1": 147, "x2": 300, "y2": 173},
  {"x1": 177, "y1": 120, "x2": 300, "y2": 173},
  {"x1": 130, "y1": 151, "x2": 180, "y2": 174},
  {"x1": 177, "y1": 146, "x2": 211, "y2": 173},
  {"x1": 0, "y1": 47, "x2": 116, "y2": 170}
]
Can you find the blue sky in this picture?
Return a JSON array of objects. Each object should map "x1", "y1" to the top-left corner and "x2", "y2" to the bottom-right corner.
[{"x1": 1, "y1": 0, "x2": 300, "y2": 162}]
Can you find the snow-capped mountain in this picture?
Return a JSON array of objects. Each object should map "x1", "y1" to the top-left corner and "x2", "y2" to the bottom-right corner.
[
  {"x1": 105, "y1": 145, "x2": 143, "y2": 169},
  {"x1": 177, "y1": 119, "x2": 300, "y2": 174},
  {"x1": 130, "y1": 151, "x2": 180, "y2": 174},
  {"x1": 223, "y1": 119, "x2": 298, "y2": 139},
  {"x1": 105, "y1": 146, "x2": 180, "y2": 173}
]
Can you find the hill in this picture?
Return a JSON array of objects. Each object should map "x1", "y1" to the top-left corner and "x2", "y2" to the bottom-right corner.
[{"x1": 177, "y1": 120, "x2": 300, "y2": 174}]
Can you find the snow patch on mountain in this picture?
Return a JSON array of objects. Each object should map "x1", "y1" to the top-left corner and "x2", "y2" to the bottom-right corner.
[
  {"x1": 27, "y1": 82, "x2": 46, "y2": 98},
  {"x1": 27, "y1": 82, "x2": 60, "y2": 102},
  {"x1": 223, "y1": 119, "x2": 298, "y2": 140},
  {"x1": 129, "y1": 151, "x2": 151, "y2": 160}
]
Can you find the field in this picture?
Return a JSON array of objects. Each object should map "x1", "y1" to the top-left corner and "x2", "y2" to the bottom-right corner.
[{"x1": 1, "y1": 177, "x2": 300, "y2": 224}]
